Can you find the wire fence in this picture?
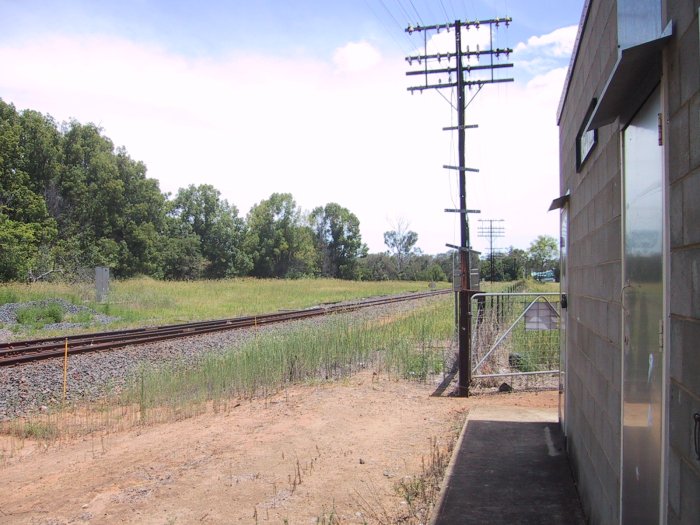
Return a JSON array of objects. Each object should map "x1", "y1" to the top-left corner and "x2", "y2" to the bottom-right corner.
[{"x1": 470, "y1": 292, "x2": 561, "y2": 391}]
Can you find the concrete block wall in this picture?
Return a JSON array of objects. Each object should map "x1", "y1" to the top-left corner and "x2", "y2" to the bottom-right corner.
[
  {"x1": 665, "y1": 2, "x2": 700, "y2": 523},
  {"x1": 557, "y1": 2, "x2": 622, "y2": 523}
]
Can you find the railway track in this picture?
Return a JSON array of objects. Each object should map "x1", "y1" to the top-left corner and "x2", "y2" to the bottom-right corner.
[{"x1": 0, "y1": 289, "x2": 450, "y2": 367}]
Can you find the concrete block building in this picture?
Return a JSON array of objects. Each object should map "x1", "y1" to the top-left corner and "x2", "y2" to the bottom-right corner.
[{"x1": 555, "y1": 0, "x2": 699, "y2": 523}]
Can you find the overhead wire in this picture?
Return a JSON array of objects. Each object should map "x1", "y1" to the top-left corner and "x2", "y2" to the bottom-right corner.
[
  {"x1": 392, "y1": 0, "x2": 415, "y2": 26},
  {"x1": 364, "y1": 0, "x2": 414, "y2": 55},
  {"x1": 374, "y1": 0, "x2": 414, "y2": 42},
  {"x1": 438, "y1": 0, "x2": 451, "y2": 22},
  {"x1": 407, "y1": 0, "x2": 424, "y2": 25}
]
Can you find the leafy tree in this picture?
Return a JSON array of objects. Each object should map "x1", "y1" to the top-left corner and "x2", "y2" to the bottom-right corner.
[
  {"x1": 433, "y1": 252, "x2": 457, "y2": 283},
  {"x1": 158, "y1": 215, "x2": 206, "y2": 280},
  {"x1": 0, "y1": 215, "x2": 40, "y2": 281},
  {"x1": 527, "y1": 235, "x2": 559, "y2": 273},
  {"x1": 357, "y1": 253, "x2": 397, "y2": 281},
  {"x1": 0, "y1": 100, "x2": 57, "y2": 280},
  {"x1": 172, "y1": 184, "x2": 250, "y2": 278},
  {"x1": 479, "y1": 247, "x2": 528, "y2": 282},
  {"x1": 383, "y1": 220, "x2": 419, "y2": 278},
  {"x1": 309, "y1": 203, "x2": 367, "y2": 280},
  {"x1": 502, "y1": 247, "x2": 528, "y2": 281},
  {"x1": 245, "y1": 193, "x2": 316, "y2": 278}
]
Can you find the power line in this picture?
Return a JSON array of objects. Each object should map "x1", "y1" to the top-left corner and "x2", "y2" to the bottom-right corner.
[
  {"x1": 438, "y1": 0, "x2": 451, "y2": 21},
  {"x1": 393, "y1": 0, "x2": 415, "y2": 25},
  {"x1": 407, "y1": 0, "x2": 424, "y2": 25},
  {"x1": 364, "y1": 0, "x2": 414, "y2": 55}
]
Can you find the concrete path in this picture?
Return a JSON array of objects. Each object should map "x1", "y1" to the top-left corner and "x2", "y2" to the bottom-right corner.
[{"x1": 431, "y1": 405, "x2": 586, "y2": 525}]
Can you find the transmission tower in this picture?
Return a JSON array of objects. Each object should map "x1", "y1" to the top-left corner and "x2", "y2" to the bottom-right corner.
[
  {"x1": 478, "y1": 219, "x2": 505, "y2": 282},
  {"x1": 405, "y1": 17, "x2": 513, "y2": 396}
]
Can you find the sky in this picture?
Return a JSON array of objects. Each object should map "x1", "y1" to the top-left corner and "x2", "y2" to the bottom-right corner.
[{"x1": 0, "y1": 0, "x2": 584, "y2": 256}]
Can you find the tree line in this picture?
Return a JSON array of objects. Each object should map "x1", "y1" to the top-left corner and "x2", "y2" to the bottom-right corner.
[
  {"x1": 0, "y1": 100, "x2": 458, "y2": 282},
  {"x1": 0, "y1": 99, "x2": 558, "y2": 284}
]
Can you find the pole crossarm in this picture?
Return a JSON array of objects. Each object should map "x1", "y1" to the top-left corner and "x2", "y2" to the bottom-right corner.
[
  {"x1": 405, "y1": 17, "x2": 512, "y2": 34},
  {"x1": 408, "y1": 78, "x2": 512, "y2": 92},
  {"x1": 443, "y1": 124, "x2": 478, "y2": 131},
  {"x1": 445, "y1": 208, "x2": 481, "y2": 214},
  {"x1": 405, "y1": 63, "x2": 513, "y2": 76},
  {"x1": 443, "y1": 164, "x2": 479, "y2": 172},
  {"x1": 446, "y1": 243, "x2": 472, "y2": 253},
  {"x1": 405, "y1": 49, "x2": 513, "y2": 63}
]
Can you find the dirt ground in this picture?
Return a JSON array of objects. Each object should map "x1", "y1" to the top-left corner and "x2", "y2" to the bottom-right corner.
[{"x1": 0, "y1": 372, "x2": 557, "y2": 524}]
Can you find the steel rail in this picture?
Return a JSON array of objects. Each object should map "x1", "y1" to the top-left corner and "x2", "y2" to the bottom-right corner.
[{"x1": 0, "y1": 289, "x2": 450, "y2": 367}]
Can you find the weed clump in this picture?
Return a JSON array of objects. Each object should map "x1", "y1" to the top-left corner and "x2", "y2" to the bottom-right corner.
[{"x1": 16, "y1": 303, "x2": 64, "y2": 327}]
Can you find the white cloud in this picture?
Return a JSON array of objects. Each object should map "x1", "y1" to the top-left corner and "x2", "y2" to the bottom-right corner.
[
  {"x1": 0, "y1": 26, "x2": 570, "y2": 255},
  {"x1": 512, "y1": 25, "x2": 577, "y2": 78},
  {"x1": 514, "y1": 25, "x2": 578, "y2": 57},
  {"x1": 333, "y1": 41, "x2": 381, "y2": 73}
]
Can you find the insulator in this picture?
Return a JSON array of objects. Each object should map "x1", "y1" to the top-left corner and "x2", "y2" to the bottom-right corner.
[
  {"x1": 408, "y1": 25, "x2": 414, "y2": 34},
  {"x1": 408, "y1": 57, "x2": 413, "y2": 65}
]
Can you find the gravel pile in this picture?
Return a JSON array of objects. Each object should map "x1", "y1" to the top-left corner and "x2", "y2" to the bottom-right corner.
[
  {"x1": 0, "y1": 296, "x2": 445, "y2": 421},
  {"x1": 0, "y1": 299, "x2": 118, "y2": 333}
]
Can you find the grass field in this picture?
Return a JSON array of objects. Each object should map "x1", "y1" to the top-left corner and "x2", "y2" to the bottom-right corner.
[{"x1": 0, "y1": 277, "x2": 449, "y2": 332}]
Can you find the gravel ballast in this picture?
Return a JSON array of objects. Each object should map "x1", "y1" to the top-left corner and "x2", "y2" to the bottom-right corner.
[{"x1": 0, "y1": 296, "x2": 448, "y2": 420}]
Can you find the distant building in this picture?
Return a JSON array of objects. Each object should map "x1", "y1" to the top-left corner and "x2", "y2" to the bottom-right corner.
[{"x1": 554, "y1": 1, "x2": 699, "y2": 523}]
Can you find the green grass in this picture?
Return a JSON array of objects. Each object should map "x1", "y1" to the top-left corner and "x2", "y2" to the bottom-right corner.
[
  {"x1": 16, "y1": 304, "x2": 64, "y2": 327},
  {"x1": 0, "y1": 287, "x2": 19, "y2": 305},
  {"x1": 122, "y1": 296, "x2": 455, "y2": 420},
  {"x1": 479, "y1": 279, "x2": 559, "y2": 294},
  {"x1": 0, "y1": 277, "x2": 449, "y2": 334},
  {"x1": 4, "y1": 419, "x2": 59, "y2": 440}
]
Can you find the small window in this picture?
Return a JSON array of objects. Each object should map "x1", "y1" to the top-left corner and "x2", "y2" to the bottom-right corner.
[{"x1": 576, "y1": 99, "x2": 598, "y2": 171}]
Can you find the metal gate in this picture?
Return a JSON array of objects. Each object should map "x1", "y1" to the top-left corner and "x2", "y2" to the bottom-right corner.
[{"x1": 471, "y1": 292, "x2": 561, "y2": 389}]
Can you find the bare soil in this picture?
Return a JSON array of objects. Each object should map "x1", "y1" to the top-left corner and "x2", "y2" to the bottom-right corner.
[{"x1": 0, "y1": 372, "x2": 557, "y2": 524}]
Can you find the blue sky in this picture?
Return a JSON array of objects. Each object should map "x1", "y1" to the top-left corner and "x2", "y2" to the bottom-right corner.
[{"x1": 0, "y1": 0, "x2": 584, "y2": 255}]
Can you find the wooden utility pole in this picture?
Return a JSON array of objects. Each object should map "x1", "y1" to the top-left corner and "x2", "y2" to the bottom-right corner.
[{"x1": 405, "y1": 17, "x2": 513, "y2": 396}]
